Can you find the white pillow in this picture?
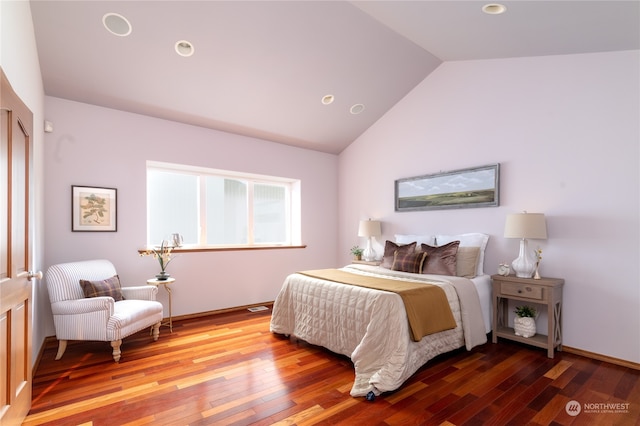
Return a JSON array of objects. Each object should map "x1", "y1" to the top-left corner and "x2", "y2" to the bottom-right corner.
[
  {"x1": 395, "y1": 234, "x2": 436, "y2": 247},
  {"x1": 436, "y1": 233, "x2": 489, "y2": 276}
]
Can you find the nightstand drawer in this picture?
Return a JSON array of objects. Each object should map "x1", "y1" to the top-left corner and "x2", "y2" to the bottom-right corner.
[{"x1": 501, "y1": 282, "x2": 543, "y2": 300}]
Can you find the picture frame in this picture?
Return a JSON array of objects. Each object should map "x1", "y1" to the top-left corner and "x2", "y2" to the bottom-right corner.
[
  {"x1": 72, "y1": 185, "x2": 117, "y2": 231},
  {"x1": 395, "y1": 164, "x2": 500, "y2": 212}
]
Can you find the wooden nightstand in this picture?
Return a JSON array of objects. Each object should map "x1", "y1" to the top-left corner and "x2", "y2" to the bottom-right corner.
[
  {"x1": 351, "y1": 260, "x2": 381, "y2": 266},
  {"x1": 491, "y1": 274, "x2": 564, "y2": 358}
]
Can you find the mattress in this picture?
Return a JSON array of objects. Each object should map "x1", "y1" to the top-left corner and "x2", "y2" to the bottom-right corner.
[{"x1": 270, "y1": 264, "x2": 489, "y2": 396}]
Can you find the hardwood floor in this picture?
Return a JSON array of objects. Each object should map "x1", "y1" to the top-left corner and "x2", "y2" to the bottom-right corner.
[{"x1": 26, "y1": 307, "x2": 639, "y2": 426}]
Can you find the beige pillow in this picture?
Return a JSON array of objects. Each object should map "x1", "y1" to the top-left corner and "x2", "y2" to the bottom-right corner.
[
  {"x1": 455, "y1": 246, "x2": 481, "y2": 278},
  {"x1": 437, "y1": 233, "x2": 489, "y2": 275}
]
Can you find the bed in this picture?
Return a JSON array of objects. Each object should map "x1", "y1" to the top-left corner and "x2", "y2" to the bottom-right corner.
[{"x1": 270, "y1": 233, "x2": 492, "y2": 397}]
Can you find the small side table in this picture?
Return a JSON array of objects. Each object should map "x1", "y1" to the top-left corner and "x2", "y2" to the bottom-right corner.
[
  {"x1": 352, "y1": 260, "x2": 381, "y2": 266},
  {"x1": 147, "y1": 277, "x2": 176, "y2": 332},
  {"x1": 491, "y1": 274, "x2": 564, "y2": 358}
]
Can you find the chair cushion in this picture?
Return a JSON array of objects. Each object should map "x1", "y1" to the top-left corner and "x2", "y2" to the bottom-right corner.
[
  {"x1": 80, "y1": 275, "x2": 124, "y2": 301},
  {"x1": 108, "y1": 300, "x2": 164, "y2": 340}
]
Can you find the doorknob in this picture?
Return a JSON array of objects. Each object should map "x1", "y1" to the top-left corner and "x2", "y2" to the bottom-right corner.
[{"x1": 28, "y1": 271, "x2": 43, "y2": 281}]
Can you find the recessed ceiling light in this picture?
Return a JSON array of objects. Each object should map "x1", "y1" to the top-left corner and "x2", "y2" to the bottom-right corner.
[
  {"x1": 350, "y1": 104, "x2": 365, "y2": 115},
  {"x1": 175, "y1": 40, "x2": 195, "y2": 57},
  {"x1": 103, "y1": 13, "x2": 132, "y2": 36},
  {"x1": 482, "y1": 3, "x2": 507, "y2": 15},
  {"x1": 321, "y1": 94, "x2": 334, "y2": 105}
]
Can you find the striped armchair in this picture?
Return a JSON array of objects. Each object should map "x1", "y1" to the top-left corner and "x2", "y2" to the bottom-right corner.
[{"x1": 46, "y1": 259, "x2": 163, "y2": 362}]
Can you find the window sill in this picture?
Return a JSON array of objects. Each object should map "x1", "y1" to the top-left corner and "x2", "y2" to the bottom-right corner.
[{"x1": 137, "y1": 245, "x2": 306, "y2": 254}]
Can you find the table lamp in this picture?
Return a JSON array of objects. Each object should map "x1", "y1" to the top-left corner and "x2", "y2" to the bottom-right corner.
[
  {"x1": 504, "y1": 212, "x2": 547, "y2": 278},
  {"x1": 358, "y1": 219, "x2": 381, "y2": 262}
]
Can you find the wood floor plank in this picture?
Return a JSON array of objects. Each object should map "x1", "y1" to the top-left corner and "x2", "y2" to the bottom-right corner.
[
  {"x1": 485, "y1": 374, "x2": 554, "y2": 424},
  {"x1": 446, "y1": 388, "x2": 504, "y2": 425},
  {"x1": 530, "y1": 393, "x2": 571, "y2": 426},
  {"x1": 614, "y1": 369, "x2": 640, "y2": 400},
  {"x1": 585, "y1": 362, "x2": 627, "y2": 397},
  {"x1": 453, "y1": 349, "x2": 537, "y2": 397},
  {"x1": 384, "y1": 381, "x2": 429, "y2": 405},
  {"x1": 552, "y1": 365, "x2": 581, "y2": 392},
  {"x1": 26, "y1": 307, "x2": 639, "y2": 425},
  {"x1": 544, "y1": 359, "x2": 573, "y2": 380}
]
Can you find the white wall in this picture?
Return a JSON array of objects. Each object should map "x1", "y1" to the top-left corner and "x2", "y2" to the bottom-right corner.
[
  {"x1": 1, "y1": 0, "x2": 47, "y2": 363},
  {"x1": 339, "y1": 50, "x2": 640, "y2": 364},
  {"x1": 42, "y1": 97, "x2": 339, "y2": 336}
]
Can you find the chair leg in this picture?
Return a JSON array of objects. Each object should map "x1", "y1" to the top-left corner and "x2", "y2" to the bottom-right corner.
[
  {"x1": 54, "y1": 340, "x2": 68, "y2": 360},
  {"x1": 111, "y1": 339, "x2": 122, "y2": 362},
  {"x1": 152, "y1": 322, "x2": 160, "y2": 341}
]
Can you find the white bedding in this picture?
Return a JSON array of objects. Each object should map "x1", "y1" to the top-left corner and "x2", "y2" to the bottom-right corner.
[{"x1": 270, "y1": 264, "x2": 489, "y2": 397}]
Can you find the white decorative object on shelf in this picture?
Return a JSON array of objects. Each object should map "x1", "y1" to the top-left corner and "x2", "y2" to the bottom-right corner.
[
  {"x1": 514, "y1": 316, "x2": 537, "y2": 338},
  {"x1": 498, "y1": 263, "x2": 510, "y2": 276},
  {"x1": 514, "y1": 305, "x2": 537, "y2": 338},
  {"x1": 533, "y1": 248, "x2": 542, "y2": 279}
]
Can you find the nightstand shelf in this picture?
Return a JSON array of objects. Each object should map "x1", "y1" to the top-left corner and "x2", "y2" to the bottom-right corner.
[
  {"x1": 494, "y1": 325, "x2": 551, "y2": 349},
  {"x1": 491, "y1": 274, "x2": 564, "y2": 358}
]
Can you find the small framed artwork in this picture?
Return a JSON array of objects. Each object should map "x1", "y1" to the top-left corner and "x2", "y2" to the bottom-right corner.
[
  {"x1": 395, "y1": 164, "x2": 500, "y2": 212},
  {"x1": 72, "y1": 185, "x2": 117, "y2": 231}
]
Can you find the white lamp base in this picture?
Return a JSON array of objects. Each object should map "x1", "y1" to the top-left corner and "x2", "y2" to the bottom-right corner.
[
  {"x1": 511, "y1": 238, "x2": 536, "y2": 278},
  {"x1": 363, "y1": 237, "x2": 377, "y2": 262}
]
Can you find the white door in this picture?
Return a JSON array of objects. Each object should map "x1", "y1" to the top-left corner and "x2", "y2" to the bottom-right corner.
[{"x1": 0, "y1": 68, "x2": 33, "y2": 425}]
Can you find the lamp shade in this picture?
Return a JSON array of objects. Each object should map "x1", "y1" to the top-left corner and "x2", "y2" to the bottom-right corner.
[
  {"x1": 358, "y1": 220, "x2": 381, "y2": 237},
  {"x1": 504, "y1": 213, "x2": 547, "y2": 239}
]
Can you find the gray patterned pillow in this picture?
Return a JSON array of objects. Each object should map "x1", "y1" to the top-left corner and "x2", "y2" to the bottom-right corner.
[
  {"x1": 391, "y1": 250, "x2": 427, "y2": 274},
  {"x1": 80, "y1": 275, "x2": 124, "y2": 301}
]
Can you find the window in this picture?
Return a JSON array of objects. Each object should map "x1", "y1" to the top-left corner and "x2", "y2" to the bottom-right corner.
[{"x1": 147, "y1": 161, "x2": 301, "y2": 248}]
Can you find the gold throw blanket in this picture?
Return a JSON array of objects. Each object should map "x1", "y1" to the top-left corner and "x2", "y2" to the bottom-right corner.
[{"x1": 297, "y1": 269, "x2": 456, "y2": 341}]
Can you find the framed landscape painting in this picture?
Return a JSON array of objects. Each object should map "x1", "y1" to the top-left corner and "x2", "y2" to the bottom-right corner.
[
  {"x1": 72, "y1": 185, "x2": 117, "y2": 231},
  {"x1": 395, "y1": 164, "x2": 500, "y2": 212}
]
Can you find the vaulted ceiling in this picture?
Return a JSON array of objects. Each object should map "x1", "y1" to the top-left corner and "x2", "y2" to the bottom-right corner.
[{"x1": 30, "y1": 1, "x2": 639, "y2": 154}]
